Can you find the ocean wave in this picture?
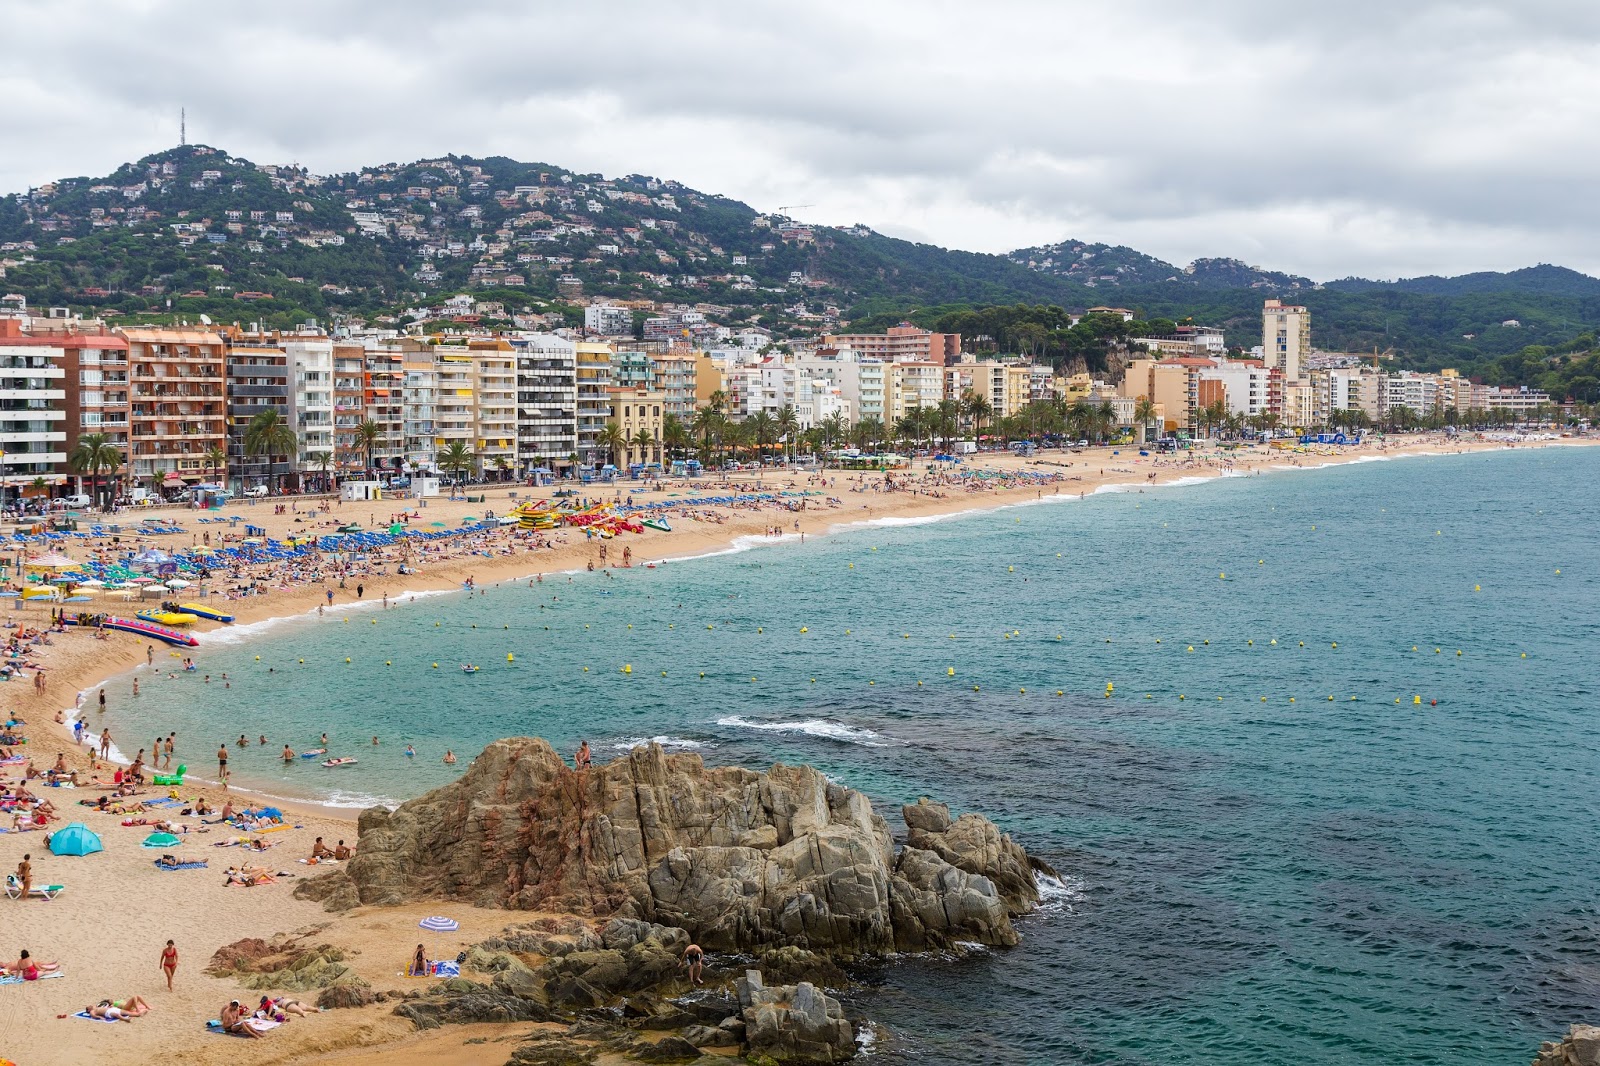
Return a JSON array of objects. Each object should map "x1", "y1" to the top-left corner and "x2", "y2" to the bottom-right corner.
[
  {"x1": 716, "y1": 714, "x2": 888, "y2": 747},
  {"x1": 1032, "y1": 872, "x2": 1088, "y2": 919},
  {"x1": 656, "y1": 532, "x2": 799, "y2": 565},
  {"x1": 611, "y1": 735, "x2": 707, "y2": 752}
]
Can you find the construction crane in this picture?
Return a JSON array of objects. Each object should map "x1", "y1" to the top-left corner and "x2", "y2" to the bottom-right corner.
[
  {"x1": 1370, "y1": 345, "x2": 1395, "y2": 369},
  {"x1": 776, "y1": 204, "x2": 814, "y2": 215}
]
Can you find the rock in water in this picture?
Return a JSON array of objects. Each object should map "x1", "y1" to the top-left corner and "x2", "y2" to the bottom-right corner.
[
  {"x1": 1534, "y1": 1024, "x2": 1600, "y2": 1066},
  {"x1": 318, "y1": 738, "x2": 1040, "y2": 955},
  {"x1": 738, "y1": 969, "x2": 855, "y2": 1064}
]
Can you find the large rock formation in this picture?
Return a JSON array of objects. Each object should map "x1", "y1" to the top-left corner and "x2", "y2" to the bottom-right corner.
[
  {"x1": 1535, "y1": 1025, "x2": 1600, "y2": 1066},
  {"x1": 305, "y1": 738, "x2": 1039, "y2": 956}
]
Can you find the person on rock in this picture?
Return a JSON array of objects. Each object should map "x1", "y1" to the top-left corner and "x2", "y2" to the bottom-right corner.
[
  {"x1": 575, "y1": 741, "x2": 591, "y2": 770},
  {"x1": 681, "y1": 942, "x2": 705, "y2": 986}
]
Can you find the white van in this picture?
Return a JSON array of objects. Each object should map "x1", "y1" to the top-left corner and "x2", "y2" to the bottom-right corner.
[{"x1": 61, "y1": 494, "x2": 93, "y2": 508}]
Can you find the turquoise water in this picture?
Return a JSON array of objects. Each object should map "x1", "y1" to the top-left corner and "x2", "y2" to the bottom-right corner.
[{"x1": 95, "y1": 447, "x2": 1600, "y2": 1064}]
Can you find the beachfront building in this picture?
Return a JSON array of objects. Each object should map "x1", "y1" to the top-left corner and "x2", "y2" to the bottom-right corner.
[
  {"x1": 886, "y1": 361, "x2": 944, "y2": 422},
  {"x1": 1262, "y1": 299, "x2": 1311, "y2": 384},
  {"x1": 512, "y1": 333, "x2": 578, "y2": 475},
  {"x1": 123, "y1": 326, "x2": 227, "y2": 488},
  {"x1": 1380, "y1": 370, "x2": 1441, "y2": 418},
  {"x1": 431, "y1": 347, "x2": 476, "y2": 470},
  {"x1": 5, "y1": 317, "x2": 126, "y2": 493},
  {"x1": 650, "y1": 351, "x2": 698, "y2": 422},
  {"x1": 1121, "y1": 358, "x2": 1190, "y2": 433},
  {"x1": 824, "y1": 323, "x2": 961, "y2": 365},
  {"x1": 284, "y1": 333, "x2": 335, "y2": 475},
  {"x1": 1327, "y1": 367, "x2": 1382, "y2": 422},
  {"x1": 470, "y1": 342, "x2": 517, "y2": 478},
  {"x1": 224, "y1": 338, "x2": 290, "y2": 488},
  {"x1": 583, "y1": 303, "x2": 633, "y2": 336},
  {"x1": 1197, "y1": 360, "x2": 1272, "y2": 418},
  {"x1": 0, "y1": 319, "x2": 69, "y2": 499},
  {"x1": 612, "y1": 349, "x2": 652, "y2": 390},
  {"x1": 331, "y1": 342, "x2": 367, "y2": 481},
  {"x1": 402, "y1": 355, "x2": 438, "y2": 472},
  {"x1": 606, "y1": 386, "x2": 665, "y2": 467},
  {"x1": 575, "y1": 340, "x2": 613, "y2": 469},
  {"x1": 361, "y1": 340, "x2": 410, "y2": 476}
]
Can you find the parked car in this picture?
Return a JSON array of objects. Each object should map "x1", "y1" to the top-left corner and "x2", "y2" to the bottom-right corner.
[
  {"x1": 242, "y1": 485, "x2": 270, "y2": 498},
  {"x1": 60, "y1": 494, "x2": 94, "y2": 508}
]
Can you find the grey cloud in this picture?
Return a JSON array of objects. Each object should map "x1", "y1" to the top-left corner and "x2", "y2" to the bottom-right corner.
[{"x1": 3, "y1": 0, "x2": 1598, "y2": 278}]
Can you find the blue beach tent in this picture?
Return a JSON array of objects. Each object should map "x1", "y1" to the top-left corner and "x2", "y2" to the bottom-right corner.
[{"x1": 50, "y1": 822, "x2": 103, "y2": 856}]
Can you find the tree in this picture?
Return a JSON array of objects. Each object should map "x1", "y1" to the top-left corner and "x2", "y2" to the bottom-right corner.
[
  {"x1": 597, "y1": 423, "x2": 627, "y2": 468},
  {"x1": 353, "y1": 419, "x2": 382, "y2": 478},
  {"x1": 632, "y1": 428, "x2": 656, "y2": 466},
  {"x1": 67, "y1": 432, "x2": 122, "y2": 508},
  {"x1": 775, "y1": 405, "x2": 799, "y2": 462},
  {"x1": 1134, "y1": 397, "x2": 1158, "y2": 444},
  {"x1": 749, "y1": 411, "x2": 776, "y2": 459},
  {"x1": 306, "y1": 450, "x2": 334, "y2": 490},
  {"x1": 203, "y1": 444, "x2": 229, "y2": 486},
  {"x1": 661, "y1": 414, "x2": 691, "y2": 461},
  {"x1": 691, "y1": 405, "x2": 723, "y2": 464},
  {"x1": 492, "y1": 455, "x2": 510, "y2": 482},
  {"x1": 243, "y1": 408, "x2": 298, "y2": 490},
  {"x1": 437, "y1": 440, "x2": 475, "y2": 484},
  {"x1": 961, "y1": 392, "x2": 992, "y2": 440}
]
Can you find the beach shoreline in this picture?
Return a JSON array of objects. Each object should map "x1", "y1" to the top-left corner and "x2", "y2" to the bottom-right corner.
[
  {"x1": 37, "y1": 433, "x2": 1594, "y2": 821},
  {"x1": 1, "y1": 432, "x2": 1592, "y2": 1066}
]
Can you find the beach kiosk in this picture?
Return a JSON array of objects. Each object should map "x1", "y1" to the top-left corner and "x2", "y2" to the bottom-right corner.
[{"x1": 342, "y1": 480, "x2": 382, "y2": 502}]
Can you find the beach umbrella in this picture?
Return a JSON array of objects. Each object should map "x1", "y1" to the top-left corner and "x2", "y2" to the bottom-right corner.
[
  {"x1": 164, "y1": 579, "x2": 191, "y2": 589},
  {"x1": 142, "y1": 832, "x2": 181, "y2": 848},
  {"x1": 63, "y1": 595, "x2": 94, "y2": 603},
  {"x1": 26, "y1": 551, "x2": 80, "y2": 569},
  {"x1": 418, "y1": 916, "x2": 459, "y2": 932},
  {"x1": 129, "y1": 576, "x2": 154, "y2": 584},
  {"x1": 49, "y1": 822, "x2": 103, "y2": 856}
]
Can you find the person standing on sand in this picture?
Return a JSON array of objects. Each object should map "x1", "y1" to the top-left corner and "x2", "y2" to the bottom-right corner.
[
  {"x1": 160, "y1": 940, "x2": 177, "y2": 990},
  {"x1": 217, "y1": 744, "x2": 229, "y2": 788},
  {"x1": 146, "y1": 646, "x2": 153, "y2": 667},
  {"x1": 16, "y1": 854, "x2": 31, "y2": 898},
  {"x1": 99, "y1": 729, "x2": 111, "y2": 759}
]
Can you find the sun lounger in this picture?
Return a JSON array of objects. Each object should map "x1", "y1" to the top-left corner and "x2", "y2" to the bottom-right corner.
[{"x1": 5, "y1": 874, "x2": 63, "y2": 900}]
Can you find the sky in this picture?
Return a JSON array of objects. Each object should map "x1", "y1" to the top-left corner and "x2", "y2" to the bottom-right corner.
[{"x1": 4, "y1": 0, "x2": 1596, "y2": 281}]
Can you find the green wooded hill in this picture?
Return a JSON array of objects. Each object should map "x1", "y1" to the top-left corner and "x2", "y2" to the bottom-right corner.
[{"x1": 2, "y1": 144, "x2": 1598, "y2": 378}]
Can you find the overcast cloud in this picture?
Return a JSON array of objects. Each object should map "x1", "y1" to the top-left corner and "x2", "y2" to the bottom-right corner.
[{"x1": 4, "y1": 0, "x2": 1596, "y2": 280}]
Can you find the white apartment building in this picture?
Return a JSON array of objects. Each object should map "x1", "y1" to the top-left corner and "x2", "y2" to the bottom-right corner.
[
  {"x1": 432, "y1": 349, "x2": 476, "y2": 460},
  {"x1": 795, "y1": 350, "x2": 884, "y2": 427},
  {"x1": 575, "y1": 341, "x2": 613, "y2": 468},
  {"x1": 402, "y1": 357, "x2": 438, "y2": 470},
  {"x1": 1326, "y1": 367, "x2": 1382, "y2": 421},
  {"x1": 1381, "y1": 371, "x2": 1439, "y2": 416},
  {"x1": 887, "y1": 362, "x2": 944, "y2": 422},
  {"x1": 0, "y1": 336, "x2": 67, "y2": 491},
  {"x1": 583, "y1": 304, "x2": 633, "y2": 335},
  {"x1": 284, "y1": 335, "x2": 334, "y2": 469},
  {"x1": 1198, "y1": 361, "x2": 1272, "y2": 418},
  {"x1": 471, "y1": 347, "x2": 517, "y2": 476},
  {"x1": 1262, "y1": 299, "x2": 1311, "y2": 384},
  {"x1": 512, "y1": 334, "x2": 578, "y2": 472}
]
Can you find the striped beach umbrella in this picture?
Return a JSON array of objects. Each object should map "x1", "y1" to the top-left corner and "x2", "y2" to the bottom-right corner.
[{"x1": 418, "y1": 916, "x2": 459, "y2": 932}]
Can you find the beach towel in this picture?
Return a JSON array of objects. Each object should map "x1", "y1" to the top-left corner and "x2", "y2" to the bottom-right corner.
[
  {"x1": 72, "y1": 1010, "x2": 120, "y2": 1023},
  {"x1": 206, "y1": 1017, "x2": 280, "y2": 1035},
  {"x1": 431, "y1": 961, "x2": 460, "y2": 977},
  {"x1": 296, "y1": 857, "x2": 338, "y2": 865},
  {"x1": 0, "y1": 971, "x2": 64, "y2": 985},
  {"x1": 153, "y1": 859, "x2": 208, "y2": 871}
]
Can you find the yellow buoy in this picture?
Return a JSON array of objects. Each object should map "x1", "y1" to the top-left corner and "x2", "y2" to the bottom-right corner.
[
  {"x1": 1521, "y1": 652, "x2": 1527, "y2": 658},
  {"x1": 372, "y1": 619, "x2": 377, "y2": 625},
  {"x1": 917, "y1": 680, "x2": 923, "y2": 686},
  {"x1": 707, "y1": 624, "x2": 714, "y2": 630},
  {"x1": 435, "y1": 622, "x2": 441, "y2": 627},
  {"x1": 1019, "y1": 688, "x2": 1025, "y2": 694},
  {"x1": 1456, "y1": 650, "x2": 1462, "y2": 656},
  {"x1": 1056, "y1": 690, "x2": 1063, "y2": 696},
  {"x1": 1056, "y1": 634, "x2": 1063, "y2": 641},
  {"x1": 622, "y1": 664, "x2": 632, "y2": 673},
  {"x1": 627, "y1": 624, "x2": 633, "y2": 629},
  {"x1": 699, "y1": 671, "x2": 705, "y2": 678},
  {"x1": 1474, "y1": 585, "x2": 1481, "y2": 592},
  {"x1": 508, "y1": 653, "x2": 514, "y2": 662},
  {"x1": 1258, "y1": 559, "x2": 1264, "y2": 565},
  {"x1": 1156, "y1": 638, "x2": 1162, "y2": 644},
  {"x1": 1331, "y1": 642, "x2": 1338, "y2": 648},
  {"x1": 1435, "y1": 648, "x2": 1441, "y2": 654},
  {"x1": 583, "y1": 666, "x2": 589, "y2": 672},
  {"x1": 869, "y1": 681, "x2": 875, "y2": 686},
  {"x1": 973, "y1": 685, "x2": 980, "y2": 691},
  {"x1": 757, "y1": 627, "x2": 763, "y2": 634},
  {"x1": 1288, "y1": 697, "x2": 1295, "y2": 703},
  {"x1": 345, "y1": 657, "x2": 351, "y2": 664},
  {"x1": 903, "y1": 634, "x2": 910, "y2": 639},
  {"x1": 431, "y1": 662, "x2": 438, "y2": 669},
  {"x1": 1186, "y1": 645, "x2": 1194, "y2": 652},
  {"x1": 1327, "y1": 695, "x2": 1334, "y2": 701},
  {"x1": 1008, "y1": 566, "x2": 1014, "y2": 573},
  {"x1": 662, "y1": 671, "x2": 667, "y2": 676},
  {"x1": 1260, "y1": 696, "x2": 1267, "y2": 702},
  {"x1": 800, "y1": 627, "x2": 808, "y2": 633},
  {"x1": 1204, "y1": 639, "x2": 1210, "y2": 645},
  {"x1": 386, "y1": 661, "x2": 392, "y2": 666},
  {"x1": 299, "y1": 658, "x2": 304, "y2": 664},
  {"x1": 1247, "y1": 640, "x2": 1253, "y2": 646},
  {"x1": 1414, "y1": 695, "x2": 1422, "y2": 704},
  {"x1": 254, "y1": 655, "x2": 260, "y2": 661},
  {"x1": 1271, "y1": 639, "x2": 1277, "y2": 645},
  {"x1": 1219, "y1": 572, "x2": 1225, "y2": 579},
  {"x1": 848, "y1": 563, "x2": 854, "y2": 569},
  {"x1": 947, "y1": 666, "x2": 956, "y2": 677},
  {"x1": 845, "y1": 629, "x2": 851, "y2": 635}
]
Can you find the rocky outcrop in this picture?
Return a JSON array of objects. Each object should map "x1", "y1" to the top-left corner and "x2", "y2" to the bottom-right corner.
[
  {"x1": 206, "y1": 934, "x2": 369, "y2": 995},
  {"x1": 306, "y1": 738, "x2": 1039, "y2": 957},
  {"x1": 738, "y1": 969, "x2": 856, "y2": 1064},
  {"x1": 1535, "y1": 1025, "x2": 1600, "y2": 1066}
]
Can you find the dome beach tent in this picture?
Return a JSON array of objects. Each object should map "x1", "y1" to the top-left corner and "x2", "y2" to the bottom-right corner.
[{"x1": 50, "y1": 822, "x2": 103, "y2": 856}]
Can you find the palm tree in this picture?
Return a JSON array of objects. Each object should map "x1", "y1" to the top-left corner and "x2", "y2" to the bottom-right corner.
[
  {"x1": 661, "y1": 414, "x2": 691, "y2": 461},
  {"x1": 597, "y1": 423, "x2": 627, "y2": 468},
  {"x1": 67, "y1": 432, "x2": 122, "y2": 509},
  {"x1": 1134, "y1": 397, "x2": 1158, "y2": 444},
  {"x1": 353, "y1": 419, "x2": 382, "y2": 479},
  {"x1": 748, "y1": 411, "x2": 776, "y2": 460},
  {"x1": 306, "y1": 450, "x2": 334, "y2": 491},
  {"x1": 961, "y1": 392, "x2": 992, "y2": 442},
  {"x1": 935, "y1": 398, "x2": 961, "y2": 451},
  {"x1": 632, "y1": 428, "x2": 656, "y2": 466},
  {"x1": 852, "y1": 417, "x2": 883, "y2": 452},
  {"x1": 1096, "y1": 401, "x2": 1117, "y2": 444},
  {"x1": 243, "y1": 408, "x2": 299, "y2": 491},
  {"x1": 775, "y1": 405, "x2": 799, "y2": 463},
  {"x1": 691, "y1": 406, "x2": 723, "y2": 464},
  {"x1": 492, "y1": 455, "x2": 511, "y2": 482},
  {"x1": 437, "y1": 440, "x2": 475, "y2": 485},
  {"x1": 203, "y1": 444, "x2": 229, "y2": 487}
]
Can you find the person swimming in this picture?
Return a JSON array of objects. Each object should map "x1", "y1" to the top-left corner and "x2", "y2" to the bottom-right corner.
[{"x1": 404, "y1": 745, "x2": 416, "y2": 758}]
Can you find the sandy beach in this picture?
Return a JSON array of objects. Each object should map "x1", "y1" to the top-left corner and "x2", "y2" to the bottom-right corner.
[{"x1": 0, "y1": 432, "x2": 1588, "y2": 1066}]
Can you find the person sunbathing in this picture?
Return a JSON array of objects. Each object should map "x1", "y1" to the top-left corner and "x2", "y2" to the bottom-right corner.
[
  {"x1": 221, "y1": 1000, "x2": 262, "y2": 1038},
  {"x1": 11, "y1": 950, "x2": 59, "y2": 977},
  {"x1": 86, "y1": 1002, "x2": 134, "y2": 1022},
  {"x1": 261, "y1": 994, "x2": 320, "y2": 1017}
]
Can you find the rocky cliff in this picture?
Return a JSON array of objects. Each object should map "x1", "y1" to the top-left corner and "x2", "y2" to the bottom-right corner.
[
  {"x1": 301, "y1": 738, "x2": 1043, "y2": 956},
  {"x1": 1534, "y1": 1025, "x2": 1600, "y2": 1066}
]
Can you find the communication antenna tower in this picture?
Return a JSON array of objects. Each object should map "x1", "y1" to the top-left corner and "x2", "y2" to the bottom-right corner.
[{"x1": 180, "y1": 108, "x2": 187, "y2": 146}]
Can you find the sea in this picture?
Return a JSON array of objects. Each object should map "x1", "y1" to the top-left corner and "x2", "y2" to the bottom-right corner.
[{"x1": 90, "y1": 445, "x2": 1600, "y2": 1065}]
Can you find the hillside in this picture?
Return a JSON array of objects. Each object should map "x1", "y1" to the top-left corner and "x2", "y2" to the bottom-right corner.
[{"x1": 2, "y1": 144, "x2": 1599, "y2": 366}]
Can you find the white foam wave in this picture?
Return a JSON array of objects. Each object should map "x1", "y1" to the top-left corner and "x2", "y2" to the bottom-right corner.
[
  {"x1": 201, "y1": 586, "x2": 458, "y2": 644},
  {"x1": 611, "y1": 735, "x2": 707, "y2": 752},
  {"x1": 657, "y1": 532, "x2": 800, "y2": 565},
  {"x1": 716, "y1": 714, "x2": 888, "y2": 747},
  {"x1": 1032, "y1": 872, "x2": 1088, "y2": 919}
]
